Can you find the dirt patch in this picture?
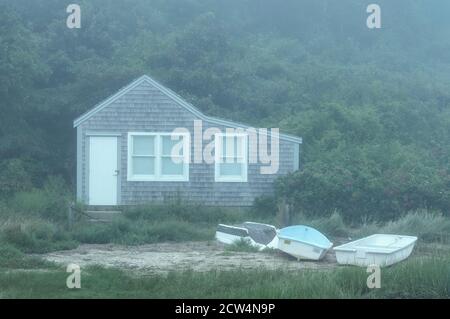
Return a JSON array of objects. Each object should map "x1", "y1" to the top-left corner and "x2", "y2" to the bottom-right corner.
[{"x1": 37, "y1": 241, "x2": 338, "y2": 274}]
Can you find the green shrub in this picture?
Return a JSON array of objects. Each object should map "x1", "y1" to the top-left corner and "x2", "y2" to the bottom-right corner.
[
  {"x1": 122, "y1": 204, "x2": 168, "y2": 221},
  {"x1": 0, "y1": 244, "x2": 24, "y2": 266},
  {"x1": 1, "y1": 223, "x2": 37, "y2": 251},
  {"x1": 301, "y1": 210, "x2": 349, "y2": 237},
  {"x1": 142, "y1": 220, "x2": 213, "y2": 243},
  {"x1": 251, "y1": 196, "x2": 278, "y2": 218},
  {"x1": 123, "y1": 202, "x2": 244, "y2": 225},
  {"x1": 0, "y1": 159, "x2": 33, "y2": 198},
  {"x1": 71, "y1": 223, "x2": 118, "y2": 244},
  {"x1": 224, "y1": 238, "x2": 260, "y2": 252},
  {"x1": 275, "y1": 142, "x2": 450, "y2": 222},
  {"x1": 0, "y1": 243, "x2": 52, "y2": 269},
  {"x1": 9, "y1": 176, "x2": 71, "y2": 222},
  {"x1": 288, "y1": 210, "x2": 450, "y2": 243},
  {"x1": 71, "y1": 218, "x2": 214, "y2": 245},
  {"x1": 380, "y1": 210, "x2": 450, "y2": 243},
  {"x1": 0, "y1": 201, "x2": 8, "y2": 215},
  {"x1": 0, "y1": 219, "x2": 77, "y2": 253}
]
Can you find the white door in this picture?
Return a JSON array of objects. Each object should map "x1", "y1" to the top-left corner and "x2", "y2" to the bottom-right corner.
[{"x1": 89, "y1": 136, "x2": 118, "y2": 205}]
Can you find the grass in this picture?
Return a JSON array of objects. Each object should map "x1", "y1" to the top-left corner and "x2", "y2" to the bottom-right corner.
[
  {"x1": 0, "y1": 244, "x2": 55, "y2": 269},
  {"x1": 379, "y1": 211, "x2": 450, "y2": 243},
  {"x1": 71, "y1": 218, "x2": 214, "y2": 245},
  {"x1": 224, "y1": 238, "x2": 261, "y2": 252},
  {"x1": 0, "y1": 201, "x2": 251, "y2": 253},
  {"x1": 292, "y1": 209, "x2": 450, "y2": 244},
  {"x1": 0, "y1": 217, "x2": 78, "y2": 253},
  {"x1": 1, "y1": 196, "x2": 449, "y2": 299},
  {"x1": 0, "y1": 255, "x2": 448, "y2": 298},
  {"x1": 1, "y1": 198, "x2": 450, "y2": 256}
]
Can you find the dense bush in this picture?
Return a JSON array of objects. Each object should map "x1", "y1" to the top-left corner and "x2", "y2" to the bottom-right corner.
[
  {"x1": 123, "y1": 202, "x2": 244, "y2": 224},
  {"x1": 291, "y1": 210, "x2": 348, "y2": 237},
  {"x1": 1, "y1": 0, "x2": 450, "y2": 224},
  {"x1": 9, "y1": 176, "x2": 71, "y2": 222},
  {"x1": 380, "y1": 210, "x2": 450, "y2": 243},
  {"x1": 0, "y1": 159, "x2": 33, "y2": 197},
  {"x1": 251, "y1": 196, "x2": 278, "y2": 218},
  {"x1": 276, "y1": 141, "x2": 450, "y2": 221},
  {"x1": 0, "y1": 243, "x2": 52, "y2": 269},
  {"x1": 0, "y1": 219, "x2": 77, "y2": 253},
  {"x1": 224, "y1": 238, "x2": 260, "y2": 253}
]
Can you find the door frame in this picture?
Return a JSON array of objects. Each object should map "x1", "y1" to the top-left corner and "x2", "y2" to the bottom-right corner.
[{"x1": 85, "y1": 132, "x2": 121, "y2": 205}]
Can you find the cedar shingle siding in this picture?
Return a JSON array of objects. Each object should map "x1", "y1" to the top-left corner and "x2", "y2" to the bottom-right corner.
[{"x1": 75, "y1": 76, "x2": 301, "y2": 206}]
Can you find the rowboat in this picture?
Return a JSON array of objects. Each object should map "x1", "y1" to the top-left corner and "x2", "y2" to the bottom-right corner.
[
  {"x1": 333, "y1": 234, "x2": 418, "y2": 267},
  {"x1": 215, "y1": 222, "x2": 278, "y2": 250},
  {"x1": 277, "y1": 225, "x2": 333, "y2": 260}
]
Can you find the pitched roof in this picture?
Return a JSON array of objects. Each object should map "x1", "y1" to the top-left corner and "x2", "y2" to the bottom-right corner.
[{"x1": 73, "y1": 75, "x2": 302, "y2": 144}]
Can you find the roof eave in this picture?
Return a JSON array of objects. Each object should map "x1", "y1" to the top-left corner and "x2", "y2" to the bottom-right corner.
[{"x1": 73, "y1": 75, "x2": 302, "y2": 144}]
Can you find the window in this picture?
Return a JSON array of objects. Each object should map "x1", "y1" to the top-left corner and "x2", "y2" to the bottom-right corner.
[
  {"x1": 215, "y1": 133, "x2": 248, "y2": 182},
  {"x1": 128, "y1": 132, "x2": 189, "y2": 181},
  {"x1": 131, "y1": 135, "x2": 156, "y2": 176}
]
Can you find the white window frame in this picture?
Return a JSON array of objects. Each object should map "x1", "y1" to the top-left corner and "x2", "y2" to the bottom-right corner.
[
  {"x1": 127, "y1": 132, "x2": 190, "y2": 182},
  {"x1": 214, "y1": 133, "x2": 248, "y2": 182}
]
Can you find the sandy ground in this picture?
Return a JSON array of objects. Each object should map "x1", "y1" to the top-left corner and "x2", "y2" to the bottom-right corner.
[{"x1": 38, "y1": 241, "x2": 338, "y2": 274}]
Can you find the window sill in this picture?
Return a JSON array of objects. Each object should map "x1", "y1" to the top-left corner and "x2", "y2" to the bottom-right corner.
[
  {"x1": 214, "y1": 177, "x2": 248, "y2": 183},
  {"x1": 127, "y1": 176, "x2": 189, "y2": 182}
]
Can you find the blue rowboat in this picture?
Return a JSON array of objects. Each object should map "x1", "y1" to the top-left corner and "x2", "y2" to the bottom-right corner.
[{"x1": 277, "y1": 225, "x2": 333, "y2": 260}]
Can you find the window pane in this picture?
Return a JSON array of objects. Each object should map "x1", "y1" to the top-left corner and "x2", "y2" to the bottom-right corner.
[
  {"x1": 162, "y1": 135, "x2": 184, "y2": 156},
  {"x1": 222, "y1": 136, "x2": 237, "y2": 158},
  {"x1": 236, "y1": 137, "x2": 244, "y2": 158},
  {"x1": 133, "y1": 136, "x2": 155, "y2": 155},
  {"x1": 222, "y1": 157, "x2": 239, "y2": 164},
  {"x1": 161, "y1": 157, "x2": 184, "y2": 175},
  {"x1": 220, "y1": 163, "x2": 242, "y2": 176},
  {"x1": 132, "y1": 157, "x2": 155, "y2": 175},
  {"x1": 221, "y1": 136, "x2": 245, "y2": 158}
]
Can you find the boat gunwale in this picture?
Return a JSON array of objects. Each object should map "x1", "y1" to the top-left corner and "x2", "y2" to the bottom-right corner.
[
  {"x1": 216, "y1": 222, "x2": 279, "y2": 250},
  {"x1": 277, "y1": 225, "x2": 333, "y2": 250},
  {"x1": 277, "y1": 234, "x2": 333, "y2": 250},
  {"x1": 242, "y1": 221, "x2": 277, "y2": 230},
  {"x1": 217, "y1": 224, "x2": 249, "y2": 233}
]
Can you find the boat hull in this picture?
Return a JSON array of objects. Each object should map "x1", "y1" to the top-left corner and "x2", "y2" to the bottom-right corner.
[
  {"x1": 333, "y1": 234, "x2": 418, "y2": 267},
  {"x1": 277, "y1": 237, "x2": 330, "y2": 260},
  {"x1": 215, "y1": 222, "x2": 278, "y2": 250},
  {"x1": 277, "y1": 225, "x2": 333, "y2": 261}
]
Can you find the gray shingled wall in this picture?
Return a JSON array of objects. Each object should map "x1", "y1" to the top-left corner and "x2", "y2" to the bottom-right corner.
[{"x1": 79, "y1": 81, "x2": 299, "y2": 206}]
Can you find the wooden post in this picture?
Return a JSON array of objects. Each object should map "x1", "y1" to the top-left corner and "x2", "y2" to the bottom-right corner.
[
  {"x1": 285, "y1": 202, "x2": 291, "y2": 226},
  {"x1": 277, "y1": 198, "x2": 291, "y2": 227}
]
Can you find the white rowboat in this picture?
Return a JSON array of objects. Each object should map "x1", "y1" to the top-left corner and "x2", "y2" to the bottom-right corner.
[
  {"x1": 215, "y1": 222, "x2": 278, "y2": 250},
  {"x1": 333, "y1": 234, "x2": 418, "y2": 267}
]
